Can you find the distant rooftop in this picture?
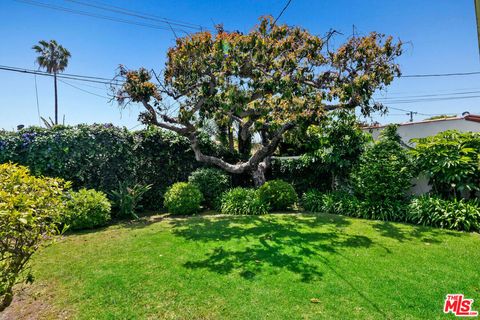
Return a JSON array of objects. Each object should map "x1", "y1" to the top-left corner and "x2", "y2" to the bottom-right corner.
[{"x1": 363, "y1": 113, "x2": 480, "y2": 130}]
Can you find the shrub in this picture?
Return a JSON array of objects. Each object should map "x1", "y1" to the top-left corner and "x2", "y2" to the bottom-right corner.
[
  {"x1": 164, "y1": 182, "x2": 203, "y2": 215},
  {"x1": 352, "y1": 125, "x2": 413, "y2": 221},
  {"x1": 220, "y1": 187, "x2": 268, "y2": 215},
  {"x1": 110, "y1": 182, "x2": 152, "y2": 218},
  {"x1": 0, "y1": 163, "x2": 69, "y2": 311},
  {"x1": 257, "y1": 179, "x2": 297, "y2": 211},
  {"x1": 301, "y1": 189, "x2": 324, "y2": 212},
  {"x1": 408, "y1": 196, "x2": 480, "y2": 232},
  {"x1": 188, "y1": 168, "x2": 231, "y2": 209},
  {"x1": 0, "y1": 125, "x2": 228, "y2": 210},
  {"x1": 410, "y1": 130, "x2": 480, "y2": 199},
  {"x1": 64, "y1": 189, "x2": 111, "y2": 230},
  {"x1": 301, "y1": 190, "x2": 360, "y2": 216}
]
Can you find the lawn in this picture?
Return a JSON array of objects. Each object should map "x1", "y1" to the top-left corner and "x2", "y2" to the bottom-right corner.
[{"x1": 3, "y1": 213, "x2": 480, "y2": 319}]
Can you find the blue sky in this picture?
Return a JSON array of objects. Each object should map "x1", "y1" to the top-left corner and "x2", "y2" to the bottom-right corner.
[{"x1": 0, "y1": 0, "x2": 479, "y2": 130}]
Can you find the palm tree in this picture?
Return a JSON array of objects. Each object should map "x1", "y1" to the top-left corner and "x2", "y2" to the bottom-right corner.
[{"x1": 32, "y1": 40, "x2": 71, "y2": 125}]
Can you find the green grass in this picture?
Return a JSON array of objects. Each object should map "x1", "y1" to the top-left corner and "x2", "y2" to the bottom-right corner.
[{"x1": 14, "y1": 213, "x2": 480, "y2": 319}]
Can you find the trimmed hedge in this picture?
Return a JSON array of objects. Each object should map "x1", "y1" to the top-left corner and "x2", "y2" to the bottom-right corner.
[{"x1": 0, "y1": 125, "x2": 226, "y2": 209}]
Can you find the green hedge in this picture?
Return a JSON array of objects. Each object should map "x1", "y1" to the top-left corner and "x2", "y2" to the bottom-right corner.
[{"x1": 0, "y1": 125, "x2": 226, "y2": 209}]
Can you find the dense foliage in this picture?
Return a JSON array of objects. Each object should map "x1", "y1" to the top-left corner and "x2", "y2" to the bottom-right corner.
[
  {"x1": 408, "y1": 196, "x2": 480, "y2": 232},
  {"x1": 0, "y1": 163, "x2": 69, "y2": 311},
  {"x1": 301, "y1": 190, "x2": 360, "y2": 216},
  {"x1": 302, "y1": 110, "x2": 371, "y2": 189},
  {"x1": 64, "y1": 189, "x2": 111, "y2": 230},
  {"x1": 353, "y1": 125, "x2": 413, "y2": 219},
  {"x1": 188, "y1": 168, "x2": 231, "y2": 210},
  {"x1": 220, "y1": 187, "x2": 268, "y2": 215},
  {"x1": 0, "y1": 125, "x2": 224, "y2": 209},
  {"x1": 257, "y1": 179, "x2": 297, "y2": 211},
  {"x1": 410, "y1": 130, "x2": 480, "y2": 199},
  {"x1": 164, "y1": 182, "x2": 203, "y2": 215}
]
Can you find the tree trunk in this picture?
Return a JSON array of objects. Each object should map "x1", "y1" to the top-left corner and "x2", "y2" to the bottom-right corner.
[
  {"x1": 0, "y1": 288, "x2": 13, "y2": 312},
  {"x1": 54, "y1": 72, "x2": 58, "y2": 125},
  {"x1": 251, "y1": 158, "x2": 270, "y2": 187}
]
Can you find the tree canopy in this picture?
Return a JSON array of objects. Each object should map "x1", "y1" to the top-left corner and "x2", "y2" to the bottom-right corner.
[{"x1": 115, "y1": 16, "x2": 402, "y2": 185}]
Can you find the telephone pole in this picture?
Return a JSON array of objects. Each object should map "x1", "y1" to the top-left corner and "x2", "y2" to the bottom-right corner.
[{"x1": 406, "y1": 111, "x2": 418, "y2": 122}]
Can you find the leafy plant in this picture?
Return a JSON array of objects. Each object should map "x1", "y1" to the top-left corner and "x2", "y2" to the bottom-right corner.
[
  {"x1": 0, "y1": 163, "x2": 69, "y2": 311},
  {"x1": 188, "y1": 167, "x2": 231, "y2": 209},
  {"x1": 353, "y1": 125, "x2": 413, "y2": 201},
  {"x1": 110, "y1": 182, "x2": 152, "y2": 218},
  {"x1": 302, "y1": 110, "x2": 371, "y2": 189},
  {"x1": 64, "y1": 188, "x2": 111, "y2": 230},
  {"x1": 410, "y1": 130, "x2": 480, "y2": 199},
  {"x1": 301, "y1": 189, "x2": 325, "y2": 212},
  {"x1": 407, "y1": 196, "x2": 480, "y2": 232},
  {"x1": 257, "y1": 179, "x2": 297, "y2": 211},
  {"x1": 301, "y1": 190, "x2": 360, "y2": 216},
  {"x1": 220, "y1": 187, "x2": 268, "y2": 215},
  {"x1": 164, "y1": 182, "x2": 203, "y2": 215}
]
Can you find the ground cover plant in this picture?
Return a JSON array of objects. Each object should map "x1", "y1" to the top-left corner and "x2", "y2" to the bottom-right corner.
[{"x1": 3, "y1": 213, "x2": 479, "y2": 319}]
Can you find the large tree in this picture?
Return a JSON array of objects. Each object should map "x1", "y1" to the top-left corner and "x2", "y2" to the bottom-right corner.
[
  {"x1": 115, "y1": 17, "x2": 402, "y2": 186},
  {"x1": 33, "y1": 40, "x2": 71, "y2": 125}
]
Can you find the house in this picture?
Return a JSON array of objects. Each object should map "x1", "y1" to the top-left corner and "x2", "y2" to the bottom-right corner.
[
  {"x1": 363, "y1": 112, "x2": 480, "y2": 195},
  {"x1": 363, "y1": 112, "x2": 480, "y2": 146}
]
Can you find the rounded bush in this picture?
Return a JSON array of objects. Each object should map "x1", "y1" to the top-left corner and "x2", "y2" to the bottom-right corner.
[
  {"x1": 164, "y1": 182, "x2": 203, "y2": 215},
  {"x1": 188, "y1": 168, "x2": 231, "y2": 209},
  {"x1": 220, "y1": 187, "x2": 268, "y2": 215},
  {"x1": 64, "y1": 188, "x2": 111, "y2": 230},
  {"x1": 257, "y1": 179, "x2": 297, "y2": 211}
]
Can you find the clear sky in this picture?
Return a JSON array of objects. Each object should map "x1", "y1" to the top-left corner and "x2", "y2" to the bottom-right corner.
[{"x1": 0, "y1": 0, "x2": 479, "y2": 130}]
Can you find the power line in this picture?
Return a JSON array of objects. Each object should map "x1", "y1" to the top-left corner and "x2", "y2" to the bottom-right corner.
[
  {"x1": 0, "y1": 65, "x2": 121, "y2": 85},
  {"x1": 64, "y1": 0, "x2": 206, "y2": 30},
  {"x1": 400, "y1": 71, "x2": 480, "y2": 78},
  {"x1": 273, "y1": 0, "x2": 292, "y2": 26},
  {"x1": 59, "y1": 79, "x2": 110, "y2": 99},
  {"x1": 14, "y1": 0, "x2": 193, "y2": 34},
  {"x1": 380, "y1": 95, "x2": 480, "y2": 104}
]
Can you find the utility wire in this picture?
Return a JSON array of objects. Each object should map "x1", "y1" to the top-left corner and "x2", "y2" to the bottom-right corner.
[
  {"x1": 273, "y1": 0, "x2": 292, "y2": 26},
  {"x1": 65, "y1": 0, "x2": 205, "y2": 30},
  {"x1": 400, "y1": 71, "x2": 480, "y2": 78},
  {"x1": 0, "y1": 65, "x2": 121, "y2": 85},
  {"x1": 34, "y1": 74, "x2": 41, "y2": 125},
  {"x1": 59, "y1": 79, "x2": 110, "y2": 99},
  {"x1": 15, "y1": 0, "x2": 192, "y2": 33}
]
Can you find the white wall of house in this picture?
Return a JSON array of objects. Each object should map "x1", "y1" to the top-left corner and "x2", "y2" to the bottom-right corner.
[
  {"x1": 365, "y1": 117, "x2": 480, "y2": 146},
  {"x1": 363, "y1": 116, "x2": 480, "y2": 195}
]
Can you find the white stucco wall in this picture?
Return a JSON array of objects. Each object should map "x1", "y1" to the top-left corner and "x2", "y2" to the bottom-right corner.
[
  {"x1": 365, "y1": 118, "x2": 480, "y2": 146},
  {"x1": 363, "y1": 118, "x2": 480, "y2": 195}
]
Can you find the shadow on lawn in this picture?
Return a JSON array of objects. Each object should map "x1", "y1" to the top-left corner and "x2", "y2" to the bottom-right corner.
[
  {"x1": 170, "y1": 214, "x2": 372, "y2": 282},
  {"x1": 171, "y1": 214, "x2": 389, "y2": 316},
  {"x1": 371, "y1": 221, "x2": 461, "y2": 244}
]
